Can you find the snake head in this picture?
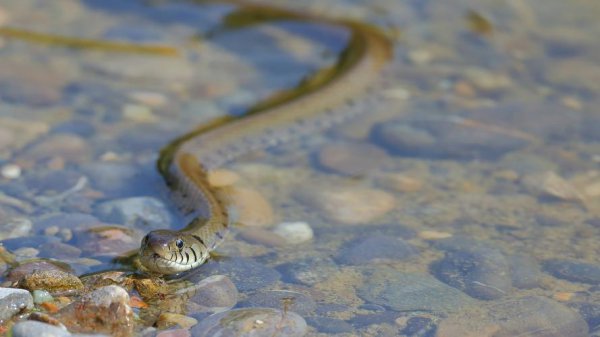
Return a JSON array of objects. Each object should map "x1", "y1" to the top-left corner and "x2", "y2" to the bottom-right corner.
[{"x1": 139, "y1": 230, "x2": 208, "y2": 275}]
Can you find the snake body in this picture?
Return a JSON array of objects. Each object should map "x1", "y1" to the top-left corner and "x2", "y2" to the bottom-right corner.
[{"x1": 139, "y1": 3, "x2": 393, "y2": 275}]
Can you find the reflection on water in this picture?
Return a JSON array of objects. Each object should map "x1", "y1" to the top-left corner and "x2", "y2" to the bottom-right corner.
[{"x1": 0, "y1": 0, "x2": 599, "y2": 336}]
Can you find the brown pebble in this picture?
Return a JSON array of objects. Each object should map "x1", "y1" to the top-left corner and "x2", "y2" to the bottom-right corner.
[
  {"x1": 217, "y1": 187, "x2": 274, "y2": 227},
  {"x1": 17, "y1": 269, "x2": 83, "y2": 293},
  {"x1": 238, "y1": 227, "x2": 286, "y2": 247},
  {"x1": 317, "y1": 142, "x2": 389, "y2": 176},
  {"x1": 156, "y1": 313, "x2": 198, "y2": 329},
  {"x1": 418, "y1": 230, "x2": 453, "y2": 240}
]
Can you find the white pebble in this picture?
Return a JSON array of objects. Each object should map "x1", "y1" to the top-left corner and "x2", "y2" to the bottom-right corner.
[
  {"x1": 272, "y1": 222, "x2": 313, "y2": 244},
  {"x1": 1, "y1": 164, "x2": 22, "y2": 179}
]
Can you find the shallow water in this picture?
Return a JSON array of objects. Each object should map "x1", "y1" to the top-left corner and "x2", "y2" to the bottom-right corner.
[{"x1": 0, "y1": 0, "x2": 599, "y2": 336}]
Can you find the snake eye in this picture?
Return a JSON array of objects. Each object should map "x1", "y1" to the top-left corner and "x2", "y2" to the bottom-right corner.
[{"x1": 175, "y1": 239, "x2": 184, "y2": 250}]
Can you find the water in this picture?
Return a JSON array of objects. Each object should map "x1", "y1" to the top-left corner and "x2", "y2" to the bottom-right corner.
[{"x1": 0, "y1": 0, "x2": 599, "y2": 336}]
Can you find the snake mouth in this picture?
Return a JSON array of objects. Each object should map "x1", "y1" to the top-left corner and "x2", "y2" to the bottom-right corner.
[{"x1": 140, "y1": 250, "x2": 193, "y2": 275}]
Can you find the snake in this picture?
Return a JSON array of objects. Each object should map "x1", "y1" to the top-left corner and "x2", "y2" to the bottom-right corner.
[{"x1": 138, "y1": 1, "x2": 394, "y2": 275}]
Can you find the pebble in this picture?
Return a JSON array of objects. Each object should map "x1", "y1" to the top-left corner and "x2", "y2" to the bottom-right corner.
[
  {"x1": 316, "y1": 142, "x2": 388, "y2": 176},
  {"x1": 375, "y1": 173, "x2": 424, "y2": 193},
  {"x1": 238, "y1": 227, "x2": 287, "y2": 247},
  {"x1": 0, "y1": 217, "x2": 32, "y2": 240},
  {"x1": 0, "y1": 117, "x2": 49, "y2": 155},
  {"x1": 296, "y1": 186, "x2": 395, "y2": 225},
  {"x1": 17, "y1": 269, "x2": 84, "y2": 293},
  {"x1": 306, "y1": 317, "x2": 354, "y2": 334},
  {"x1": 38, "y1": 242, "x2": 82, "y2": 260},
  {"x1": 197, "y1": 258, "x2": 280, "y2": 292},
  {"x1": 34, "y1": 213, "x2": 101, "y2": 232},
  {"x1": 239, "y1": 290, "x2": 316, "y2": 316},
  {"x1": 370, "y1": 117, "x2": 530, "y2": 160},
  {"x1": 217, "y1": 187, "x2": 274, "y2": 227},
  {"x1": 431, "y1": 242, "x2": 512, "y2": 300},
  {"x1": 438, "y1": 296, "x2": 588, "y2": 337},
  {"x1": 1, "y1": 163, "x2": 21, "y2": 179},
  {"x1": 508, "y1": 254, "x2": 542, "y2": 289},
  {"x1": 122, "y1": 104, "x2": 157, "y2": 123},
  {"x1": 7, "y1": 260, "x2": 72, "y2": 283},
  {"x1": 168, "y1": 275, "x2": 238, "y2": 314},
  {"x1": 95, "y1": 196, "x2": 172, "y2": 228},
  {"x1": 544, "y1": 58, "x2": 600, "y2": 93},
  {"x1": 543, "y1": 259, "x2": 600, "y2": 284},
  {"x1": 32, "y1": 289, "x2": 54, "y2": 304},
  {"x1": 190, "y1": 308, "x2": 307, "y2": 337},
  {"x1": 569, "y1": 302, "x2": 600, "y2": 332},
  {"x1": 521, "y1": 171, "x2": 583, "y2": 201},
  {"x1": 0, "y1": 287, "x2": 33, "y2": 321},
  {"x1": 156, "y1": 313, "x2": 198, "y2": 329},
  {"x1": 272, "y1": 222, "x2": 313, "y2": 244},
  {"x1": 337, "y1": 233, "x2": 417, "y2": 265},
  {"x1": 129, "y1": 91, "x2": 168, "y2": 107},
  {"x1": 463, "y1": 67, "x2": 512, "y2": 93},
  {"x1": 82, "y1": 162, "x2": 141, "y2": 196},
  {"x1": 0, "y1": 60, "x2": 68, "y2": 106},
  {"x1": 418, "y1": 230, "x2": 452, "y2": 240},
  {"x1": 54, "y1": 285, "x2": 134, "y2": 336},
  {"x1": 156, "y1": 329, "x2": 190, "y2": 337},
  {"x1": 358, "y1": 266, "x2": 475, "y2": 314},
  {"x1": 75, "y1": 225, "x2": 141, "y2": 257},
  {"x1": 23, "y1": 134, "x2": 91, "y2": 164},
  {"x1": 276, "y1": 256, "x2": 338, "y2": 286},
  {"x1": 11, "y1": 321, "x2": 70, "y2": 337}
]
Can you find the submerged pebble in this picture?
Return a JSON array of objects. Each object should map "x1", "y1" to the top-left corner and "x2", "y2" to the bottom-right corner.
[
  {"x1": 198, "y1": 257, "x2": 280, "y2": 292},
  {"x1": 166, "y1": 275, "x2": 238, "y2": 314},
  {"x1": 272, "y1": 221, "x2": 313, "y2": 244},
  {"x1": 543, "y1": 259, "x2": 600, "y2": 284},
  {"x1": 239, "y1": 290, "x2": 316, "y2": 316},
  {"x1": 0, "y1": 217, "x2": 32, "y2": 240},
  {"x1": 316, "y1": 142, "x2": 388, "y2": 176},
  {"x1": 1, "y1": 163, "x2": 22, "y2": 179},
  {"x1": 11, "y1": 321, "x2": 70, "y2": 337},
  {"x1": 296, "y1": 186, "x2": 395, "y2": 225},
  {"x1": 190, "y1": 308, "x2": 307, "y2": 337},
  {"x1": 217, "y1": 187, "x2": 274, "y2": 227},
  {"x1": 337, "y1": 233, "x2": 417, "y2": 265},
  {"x1": 95, "y1": 196, "x2": 172, "y2": 229},
  {"x1": 0, "y1": 287, "x2": 33, "y2": 321}
]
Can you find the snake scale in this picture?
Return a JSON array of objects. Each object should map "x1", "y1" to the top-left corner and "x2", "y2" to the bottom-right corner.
[{"x1": 138, "y1": 1, "x2": 393, "y2": 275}]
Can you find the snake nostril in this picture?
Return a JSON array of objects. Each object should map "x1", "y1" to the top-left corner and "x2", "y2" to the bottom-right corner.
[{"x1": 153, "y1": 253, "x2": 160, "y2": 259}]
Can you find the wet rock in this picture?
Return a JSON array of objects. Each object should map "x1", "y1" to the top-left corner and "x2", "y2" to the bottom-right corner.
[
  {"x1": 34, "y1": 213, "x2": 101, "y2": 232},
  {"x1": 239, "y1": 290, "x2": 316, "y2": 316},
  {"x1": 17, "y1": 269, "x2": 83, "y2": 294},
  {"x1": 23, "y1": 134, "x2": 91, "y2": 164},
  {"x1": 238, "y1": 227, "x2": 286, "y2": 247},
  {"x1": 521, "y1": 171, "x2": 583, "y2": 201},
  {"x1": 190, "y1": 308, "x2": 307, "y2": 337},
  {"x1": 23, "y1": 169, "x2": 86, "y2": 196},
  {"x1": 463, "y1": 67, "x2": 512, "y2": 93},
  {"x1": 11, "y1": 321, "x2": 70, "y2": 337},
  {"x1": 82, "y1": 162, "x2": 141, "y2": 196},
  {"x1": 543, "y1": 259, "x2": 600, "y2": 284},
  {"x1": 1, "y1": 163, "x2": 21, "y2": 179},
  {"x1": 32, "y1": 289, "x2": 53, "y2": 304},
  {"x1": 96, "y1": 196, "x2": 172, "y2": 229},
  {"x1": 272, "y1": 222, "x2": 313, "y2": 244},
  {"x1": 1, "y1": 235, "x2": 60, "y2": 252},
  {"x1": 437, "y1": 296, "x2": 588, "y2": 337},
  {"x1": 0, "y1": 117, "x2": 49, "y2": 156},
  {"x1": 0, "y1": 217, "x2": 32, "y2": 240},
  {"x1": 400, "y1": 316, "x2": 437, "y2": 337},
  {"x1": 7, "y1": 260, "x2": 72, "y2": 283},
  {"x1": 337, "y1": 233, "x2": 417, "y2": 265},
  {"x1": 75, "y1": 225, "x2": 141, "y2": 257},
  {"x1": 156, "y1": 329, "x2": 190, "y2": 337},
  {"x1": 296, "y1": 186, "x2": 395, "y2": 225},
  {"x1": 569, "y1": 302, "x2": 600, "y2": 332},
  {"x1": 358, "y1": 266, "x2": 475, "y2": 314},
  {"x1": 51, "y1": 119, "x2": 96, "y2": 137},
  {"x1": 198, "y1": 258, "x2": 280, "y2": 292},
  {"x1": 156, "y1": 313, "x2": 198, "y2": 329},
  {"x1": 508, "y1": 254, "x2": 541, "y2": 289},
  {"x1": 371, "y1": 117, "x2": 529, "y2": 160},
  {"x1": 0, "y1": 60, "x2": 68, "y2": 106},
  {"x1": 431, "y1": 245, "x2": 512, "y2": 300},
  {"x1": 166, "y1": 275, "x2": 238, "y2": 314},
  {"x1": 217, "y1": 187, "x2": 274, "y2": 227},
  {"x1": 0, "y1": 287, "x2": 33, "y2": 321},
  {"x1": 316, "y1": 142, "x2": 388, "y2": 176},
  {"x1": 277, "y1": 256, "x2": 338, "y2": 286},
  {"x1": 544, "y1": 58, "x2": 600, "y2": 93},
  {"x1": 38, "y1": 242, "x2": 82, "y2": 260},
  {"x1": 54, "y1": 285, "x2": 134, "y2": 336},
  {"x1": 306, "y1": 317, "x2": 353, "y2": 334}
]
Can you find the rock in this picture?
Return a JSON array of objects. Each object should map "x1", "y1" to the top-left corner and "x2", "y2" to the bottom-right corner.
[
  {"x1": 17, "y1": 269, "x2": 83, "y2": 294},
  {"x1": 0, "y1": 217, "x2": 32, "y2": 240},
  {"x1": 82, "y1": 162, "x2": 141, "y2": 196},
  {"x1": 190, "y1": 308, "x2": 307, "y2": 337},
  {"x1": 316, "y1": 142, "x2": 388, "y2": 176},
  {"x1": 7, "y1": 260, "x2": 72, "y2": 283},
  {"x1": 75, "y1": 225, "x2": 141, "y2": 257},
  {"x1": 296, "y1": 186, "x2": 395, "y2": 225},
  {"x1": 217, "y1": 187, "x2": 274, "y2": 227},
  {"x1": 400, "y1": 316, "x2": 437, "y2": 337},
  {"x1": 272, "y1": 222, "x2": 313, "y2": 244},
  {"x1": 370, "y1": 117, "x2": 529, "y2": 160},
  {"x1": 1, "y1": 163, "x2": 22, "y2": 179},
  {"x1": 306, "y1": 317, "x2": 353, "y2": 334},
  {"x1": 463, "y1": 67, "x2": 512, "y2": 93},
  {"x1": 337, "y1": 233, "x2": 417, "y2": 265},
  {"x1": 22, "y1": 134, "x2": 90, "y2": 164},
  {"x1": 54, "y1": 285, "x2": 134, "y2": 336},
  {"x1": 238, "y1": 227, "x2": 286, "y2": 247},
  {"x1": 156, "y1": 313, "x2": 198, "y2": 329},
  {"x1": 419, "y1": 230, "x2": 452, "y2": 240},
  {"x1": 508, "y1": 255, "x2": 541, "y2": 289},
  {"x1": 437, "y1": 296, "x2": 588, "y2": 337},
  {"x1": 521, "y1": 171, "x2": 583, "y2": 201},
  {"x1": 11, "y1": 321, "x2": 70, "y2": 337},
  {"x1": 156, "y1": 329, "x2": 190, "y2": 337},
  {"x1": 197, "y1": 258, "x2": 280, "y2": 292},
  {"x1": 569, "y1": 302, "x2": 600, "y2": 332},
  {"x1": 358, "y1": 266, "x2": 475, "y2": 314},
  {"x1": 543, "y1": 259, "x2": 600, "y2": 284},
  {"x1": 276, "y1": 256, "x2": 338, "y2": 286},
  {"x1": 239, "y1": 290, "x2": 316, "y2": 316},
  {"x1": 128, "y1": 91, "x2": 168, "y2": 107},
  {"x1": 431, "y1": 245, "x2": 512, "y2": 300},
  {"x1": 0, "y1": 117, "x2": 49, "y2": 156},
  {"x1": 122, "y1": 104, "x2": 156, "y2": 123},
  {"x1": 34, "y1": 213, "x2": 101, "y2": 232},
  {"x1": 95, "y1": 197, "x2": 172, "y2": 229},
  {"x1": 0, "y1": 59, "x2": 69, "y2": 106},
  {"x1": 544, "y1": 58, "x2": 600, "y2": 93},
  {"x1": 32, "y1": 289, "x2": 53, "y2": 304},
  {"x1": 38, "y1": 242, "x2": 82, "y2": 260},
  {"x1": 164, "y1": 275, "x2": 238, "y2": 314},
  {"x1": 0, "y1": 287, "x2": 33, "y2": 321}
]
